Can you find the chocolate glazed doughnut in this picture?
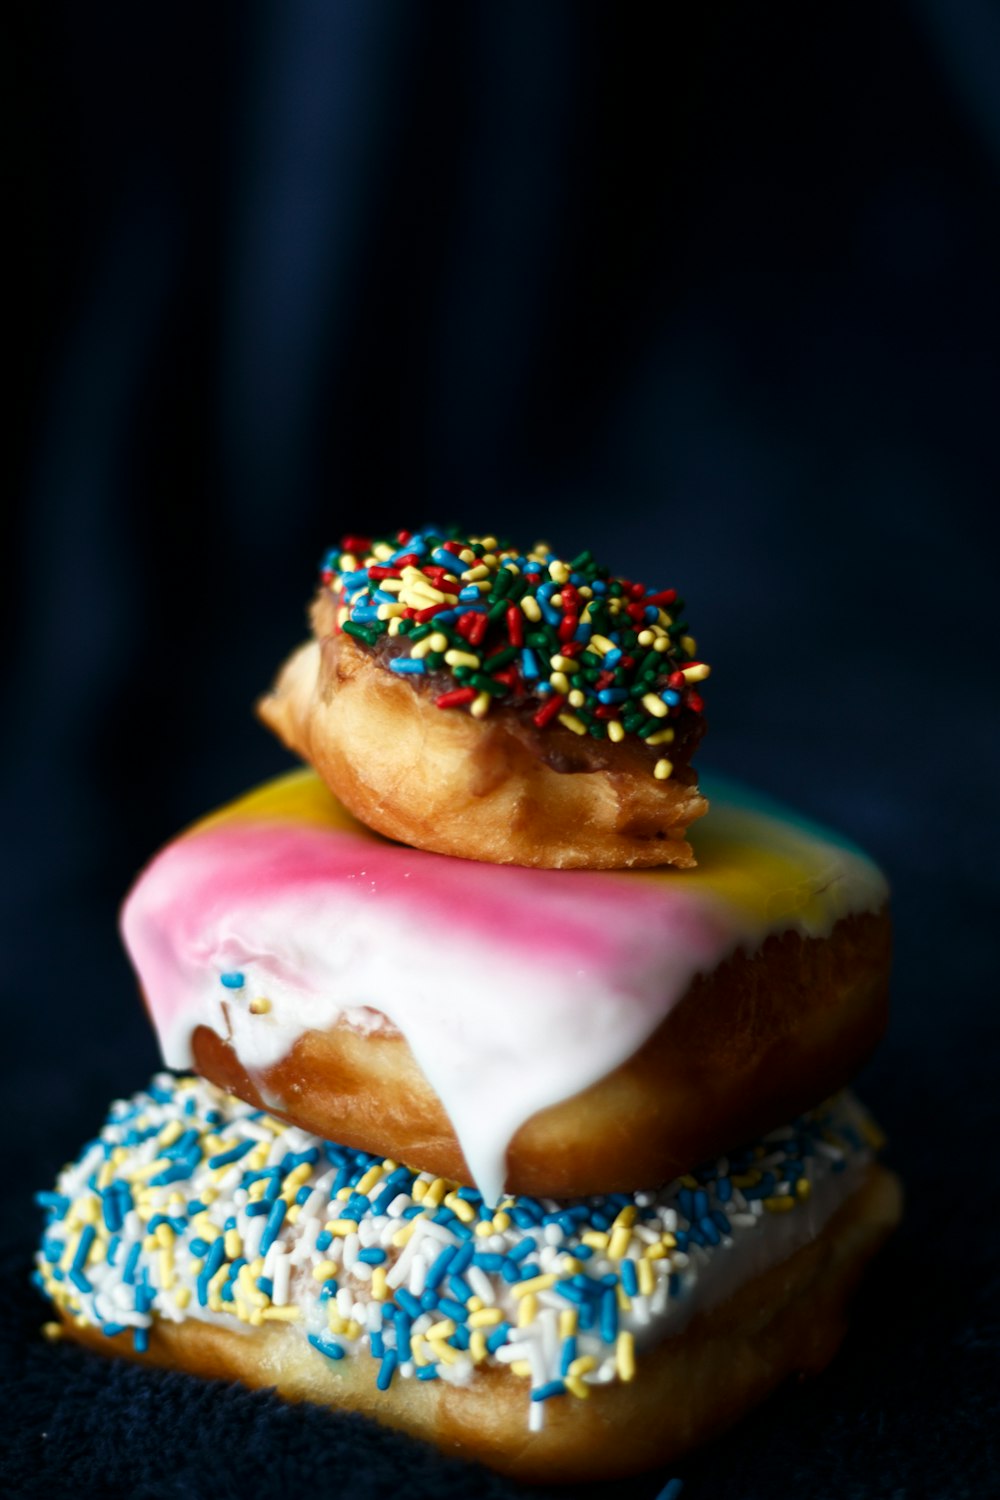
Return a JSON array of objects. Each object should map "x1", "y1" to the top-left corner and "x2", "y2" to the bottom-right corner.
[{"x1": 259, "y1": 528, "x2": 711, "y2": 869}]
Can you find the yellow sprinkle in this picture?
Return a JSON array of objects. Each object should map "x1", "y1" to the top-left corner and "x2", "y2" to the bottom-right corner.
[
  {"x1": 470, "y1": 691, "x2": 491, "y2": 719},
  {"x1": 608, "y1": 1227, "x2": 631, "y2": 1261},
  {"x1": 764, "y1": 1195, "x2": 796, "y2": 1213},
  {"x1": 142, "y1": 1234, "x2": 158, "y2": 1254},
  {"x1": 512, "y1": 1273, "x2": 557, "y2": 1299},
  {"x1": 568, "y1": 689, "x2": 585, "y2": 708},
  {"x1": 681, "y1": 662, "x2": 710, "y2": 683},
  {"x1": 428, "y1": 1338, "x2": 457, "y2": 1365},
  {"x1": 188, "y1": 1258, "x2": 204, "y2": 1277},
  {"x1": 510, "y1": 1360, "x2": 532, "y2": 1379},
  {"x1": 491, "y1": 1211, "x2": 511, "y2": 1232},
  {"x1": 641, "y1": 693, "x2": 668, "y2": 719},
  {"x1": 591, "y1": 634, "x2": 615, "y2": 655},
  {"x1": 339, "y1": 553, "x2": 358, "y2": 571},
  {"x1": 564, "y1": 1375, "x2": 590, "y2": 1399},
  {"x1": 158, "y1": 1249, "x2": 175, "y2": 1290},
  {"x1": 261, "y1": 1305, "x2": 300, "y2": 1322},
  {"x1": 616, "y1": 1330, "x2": 636, "y2": 1382},
  {"x1": 468, "y1": 1308, "x2": 503, "y2": 1328},
  {"x1": 467, "y1": 1296, "x2": 483, "y2": 1314},
  {"x1": 796, "y1": 1177, "x2": 812, "y2": 1199},
  {"x1": 355, "y1": 1165, "x2": 384, "y2": 1196},
  {"x1": 550, "y1": 671, "x2": 571, "y2": 696},
  {"x1": 861, "y1": 1118, "x2": 887, "y2": 1150},
  {"x1": 371, "y1": 1267, "x2": 388, "y2": 1301},
  {"x1": 422, "y1": 1179, "x2": 448, "y2": 1209},
  {"x1": 42, "y1": 1322, "x2": 63, "y2": 1342},
  {"x1": 208, "y1": 1266, "x2": 230, "y2": 1299},
  {"x1": 312, "y1": 1260, "x2": 338, "y2": 1282},
  {"x1": 520, "y1": 596, "x2": 542, "y2": 623},
  {"x1": 470, "y1": 1330, "x2": 488, "y2": 1364},
  {"x1": 637, "y1": 629, "x2": 655, "y2": 646},
  {"x1": 517, "y1": 1294, "x2": 537, "y2": 1328},
  {"x1": 474, "y1": 1221, "x2": 493, "y2": 1239},
  {"x1": 680, "y1": 634, "x2": 697, "y2": 656},
  {"x1": 557, "y1": 712, "x2": 587, "y2": 736},
  {"x1": 158, "y1": 1119, "x2": 183, "y2": 1148},
  {"x1": 653, "y1": 635, "x2": 671, "y2": 651},
  {"x1": 392, "y1": 1223, "x2": 416, "y2": 1248},
  {"x1": 325, "y1": 1219, "x2": 358, "y2": 1236},
  {"x1": 653, "y1": 758, "x2": 674, "y2": 780},
  {"x1": 568, "y1": 1354, "x2": 597, "y2": 1378},
  {"x1": 224, "y1": 1228, "x2": 241, "y2": 1259},
  {"x1": 615, "y1": 1285, "x2": 631, "y2": 1312},
  {"x1": 411, "y1": 1340, "x2": 428, "y2": 1367},
  {"x1": 461, "y1": 564, "x2": 489, "y2": 582},
  {"x1": 286, "y1": 1205, "x2": 300, "y2": 1225},
  {"x1": 443, "y1": 649, "x2": 480, "y2": 670},
  {"x1": 637, "y1": 1257, "x2": 656, "y2": 1297},
  {"x1": 559, "y1": 1257, "x2": 582, "y2": 1276},
  {"x1": 607, "y1": 720, "x2": 625, "y2": 743},
  {"x1": 174, "y1": 1287, "x2": 191, "y2": 1311},
  {"x1": 645, "y1": 727, "x2": 675, "y2": 746},
  {"x1": 376, "y1": 602, "x2": 404, "y2": 621},
  {"x1": 425, "y1": 1318, "x2": 457, "y2": 1342},
  {"x1": 612, "y1": 1206, "x2": 637, "y2": 1230},
  {"x1": 96, "y1": 1163, "x2": 115, "y2": 1192},
  {"x1": 412, "y1": 1179, "x2": 427, "y2": 1203},
  {"x1": 443, "y1": 1192, "x2": 476, "y2": 1224},
  {"x1": 549, "y1": 654, "x2": 579, "y2": 674},
  {"x1": 559, "y1": 1308, "x2": 578, "y2": 1339},
  {"x1": 548, "y1": 560, "x2": 570, "y2": 584},
  {"x1": 248, "y1": 997, "x2": 271, "y2": 1015}
]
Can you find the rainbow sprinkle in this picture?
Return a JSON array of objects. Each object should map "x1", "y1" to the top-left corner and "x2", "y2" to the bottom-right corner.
[
  {"x1": 320, "y1": 529, "x2": 710, "y2": 776},
  {"x1": 35, "y1": 1076, "x2": 878, "y2": 1430}
]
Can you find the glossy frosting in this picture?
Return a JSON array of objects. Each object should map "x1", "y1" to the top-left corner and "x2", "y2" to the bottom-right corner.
[{"x1": 121, "y1": 771, "x2": 888, "y2": 1206}]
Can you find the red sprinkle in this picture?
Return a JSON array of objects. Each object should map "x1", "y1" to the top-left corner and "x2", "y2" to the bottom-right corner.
[
  {"x1": 414, "y1": 604, "x2": 447, "y2": 623},
  {"x1": 368, "y1": 565, "x2": 401, "y2": 581},
  {"x1": 559, "y1": 640, "x2": 584, "y2": 658},
  {"x1": 492, "y1": 668, "x2": 517, "y2": 688},
  {"x1": 594, "y1": 705, "x2": 620, "y2": 720},
  {"x1": 645, "y1": 589, "x2": 677, "y2": 608},
  {"x1": 687, "y1": 691, "x2": 704, "y2": 714},
  {"x1": 595, "y1": 670, "x2": 615, "y2": 690},
  {"x1": 626, "y1": 602, "x2": 646, "y2": 622},
  {"x1": 557, "y1": 614, "x2": 578, "y2": 643},
  {"x1": 533, "y1": 695, "x2": 565, "y2": 729},
  {"x1": 435, "y1": 688, "x2": 477, "y2": 709},
  {"x1": 506, "y1": 605, "x2": 523, "y2": 646},
  {"x1": 341, "y1": 535, "x2": 371, "y2": 554},
  {"x1": 668, "y1": 670, "x2": 686, "y2": 689},
  {"x1": 468, "y1": 614, "x2": 488, "y2": 647},
  {"x1": 392, "y1": 552, "x2": 420, "y2": 569},
  {"x1": 396, "y1": 530, "x2": 412, "y2": 545},
  {"x1": 442, "y1": 540, "x2": 464, "y2": 555}
]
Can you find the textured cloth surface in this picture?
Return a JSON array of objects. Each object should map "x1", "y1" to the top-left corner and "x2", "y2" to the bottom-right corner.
[{"x1": 4, "y1": 5, "x2": 999, "y2": 1496}]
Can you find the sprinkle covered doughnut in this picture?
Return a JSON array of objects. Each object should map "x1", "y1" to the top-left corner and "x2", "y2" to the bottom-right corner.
[
  {"x1": 122, "y1": 770, "x2": 890, "y2": 1205},
  {"x1": 259, "y1": 528, "x2": 711, "y2": 869},
  {"x1": 35, "y1": 1076, "x2": 901, "y2": 1483}
]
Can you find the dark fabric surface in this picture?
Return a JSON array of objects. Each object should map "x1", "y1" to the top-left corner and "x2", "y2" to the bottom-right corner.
[{"x1": 3, "y1": 4, "x2": 999, "y2": 1497}]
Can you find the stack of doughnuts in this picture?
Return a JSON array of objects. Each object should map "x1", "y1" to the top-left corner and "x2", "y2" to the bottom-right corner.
[{"x1": 35, "y1": 529, "x2": 901, "y2": 1483}]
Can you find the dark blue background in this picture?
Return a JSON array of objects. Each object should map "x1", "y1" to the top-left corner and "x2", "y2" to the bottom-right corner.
[{"x1": 3, "y1": 4, "x2": 998, "y2": 1496}]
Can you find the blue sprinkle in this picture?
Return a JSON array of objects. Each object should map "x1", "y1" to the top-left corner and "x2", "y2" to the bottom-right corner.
[
  {"x1": 600, "y1": 1287, "x2": 618, "y2": 1343},
  {"x1": 357, "y1": 1247, "x2": 387, "y2": 1266},
  {"x1": 35, "y1": 1191, "x2": 70, "y2": 1217},
  {"x1": 661, "y1": 688, "x2": 681, "y2": 707},
  {"x1": 420, "y1": 1290, "x2": 440, "y2": 1313},
  {"x1": 389, "y1": 658, "x2": 427, "y2": 675},
  {"x1": 597, "y1": 688, "x2": 628, "y2": 704},
  {"x1": 531, "y1": 1380, "x2": 567, "y2": 1402},
  {"x1": 458, "y1": 585, "x2": 482, "y2": 603},
  {"x1": 208, "y1": 1140, "x2": 255, "y2": 1169},
  {"x1": 448, "y1": 1274, "x2": 472, "y2": 1303},
  {"x1": 69, "y1": 1268, "x2": 93, "y2": 1294},
  {"x1": 308, "y1": 1334, "x2": 345, "y2": 1361},
  {"x1": 521, "y1": 648, "x2": 540, "y2": 680},
  {"x1": 425, "y1": 1245, "x2": 456, "y2": 1291},
  {"x1": 43, "y1": 1237, "x2": 63, "y2": 1265},
  {"x1": 451, "y1": 1325, "x2": 471, "y2": 1351},
  {"x1": 256, "y1": 1277, "x2": 274, "y2": 1298},
  {"x1": 602, "y1": 647, "x2": 623, "y2": 668},
  {"x1": 395, "y1": 1289, "x2": 423, "y2": 1321},
  {"x1": 122, "y1": 1242, "x2": 142, "y2": 1286},
  {"x1": 560, "y1": 1336, "x2": 577, "y2": 1375},
  {"x1": 472, "y1": 1253, "x2": 504, "y2": 1273},
  {"x1": 133, "y1": 1327, "x2": 149, "y2": 1354},
  {"x1": 258, "y1": 1200, "x2": 286, "y2": 1256},
  {"x1": 436, "y1": 1297, "x2": 469, "y2": 1323},
  {"x1": 621, "y1": 1258, "x2": 639, "y2": 1297},
  {"x1": 370, "y1": 1330, "x2": 384, "y2": 1359},
  {"x1": 101, "y1": 1323, "x2": 127, "y2": 1338},
  {"x1": 450, "y1": 1242, "x2": 475, "y2": 1274},
  {"x1": 574, "y1": 1244, "x2": 594, "y2": 1260},
  {"x1": 315, "y1": 1231, "x2": 333, "y2": 1251},
  {"x1": 377, "y1": 1350, "x2": 398, "y2": 1391},
  {"x1": 508, "y1": 1238, "x2": 536, "y2": 1263},
  {"x1": 717, "y1": 1178, "x2": 732, "y2": 1203},
  {"x1": 486, "y1": 1323, "x2": 512, "y2": 1353},
  {"x1": 220, "y1": 971, "x2": 245, "y2": 989},
  {"x1": 416, "y1": 1364, "x2": 439, "y2": 1381},
  {"x1": 654, "y1": 1481, "x2": 684, "y2": 1500}
]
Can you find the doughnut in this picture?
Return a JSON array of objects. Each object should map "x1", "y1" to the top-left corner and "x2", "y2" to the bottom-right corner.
[
  {"x1": 121, "y1": 768, "x2": 890, "y2": 1205},
  {"x1": 35, "y1": 1075, "x2": 901, "y2": 1484},
  {"x1": 258, "y1": 528, "x2": 711, "y2": 869}
]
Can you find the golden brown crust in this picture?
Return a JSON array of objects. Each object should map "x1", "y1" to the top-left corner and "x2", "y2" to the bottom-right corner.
[
  {"x1": 257, "y1": 634, "x2": 708, "y2": 869},
  {"x1": 189, "y1": 909, "x2": 891, "y2": 1196},
  {"x1": 58, "y1": 1163, "x2": 902, "y2": 1483}
]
